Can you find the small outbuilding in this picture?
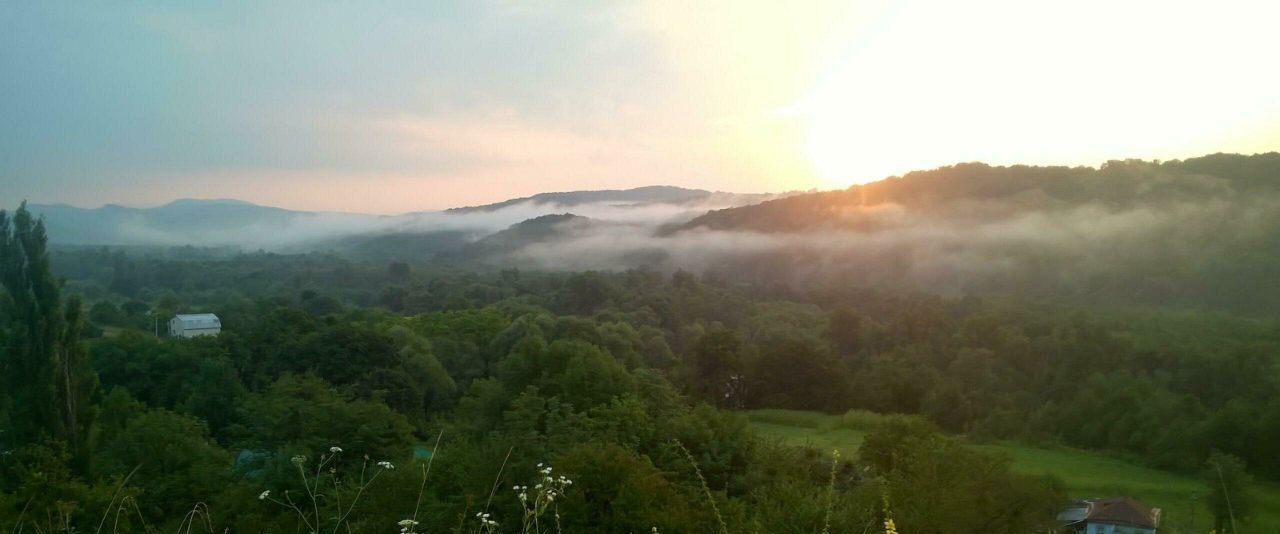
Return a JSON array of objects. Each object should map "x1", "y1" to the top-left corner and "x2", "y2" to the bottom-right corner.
[
  {"x1": 169, "y1": 313, "x2": 222, "y2": 338},
  {"x1": 1058, "y1": 497, "x2": 1161, "y2": 534}
]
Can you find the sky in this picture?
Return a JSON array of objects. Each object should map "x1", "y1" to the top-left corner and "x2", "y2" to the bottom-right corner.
[{"x1": 2, "y1": 0, "x2": 1278, "y2": 214}]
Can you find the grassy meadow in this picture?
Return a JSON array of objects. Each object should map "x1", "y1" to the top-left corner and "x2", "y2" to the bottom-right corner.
[{"x1": 744, "y1": 409, "x2": 1280, "y2": 532}]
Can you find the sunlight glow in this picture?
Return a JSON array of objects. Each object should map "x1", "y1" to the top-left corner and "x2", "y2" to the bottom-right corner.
[{"x1": 787, "y1": 0, "x2": 1280, "y2": 187}]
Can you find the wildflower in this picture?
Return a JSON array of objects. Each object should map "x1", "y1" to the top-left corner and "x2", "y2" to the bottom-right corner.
[
  {"x1": 397, "y1": 519, "x2": 419, "y2": 527},
  {"x1": 329, "y1": 446, "x2": 343, "y2": 453},
  {"x1": 377, "y1": 460, "x2": 395, "y2": 469},
  {"x1": 291, "y1": 455, "x2": 306, "y2": 465},
  {"x1": 258, "y1": 490, "x2": 271, "y2": 500}
]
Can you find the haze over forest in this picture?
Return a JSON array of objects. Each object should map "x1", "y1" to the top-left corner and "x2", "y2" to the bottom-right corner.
[
  {"x1": 4, "y1": 2, "x2": 1280, "y2": 533},
  {"x1": 30, "y1": 152, "x2": 1280, "y2": 314}
]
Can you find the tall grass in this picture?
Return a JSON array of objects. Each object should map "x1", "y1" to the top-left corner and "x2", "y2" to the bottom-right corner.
[
  {"x1": 673, "y1": 439, "x2": 728, "y2": 534},
  {"x1": 7, "y1": 432, "x2": 872, "y2": 533},
  {"x1": 820, "y1": 449, "x2": 839, "y2": 534}
]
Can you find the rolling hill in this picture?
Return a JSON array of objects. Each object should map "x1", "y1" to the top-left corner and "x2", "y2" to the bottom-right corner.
[{"x1": 663, "y1": 153, "x2": 1280, "y2": 314}]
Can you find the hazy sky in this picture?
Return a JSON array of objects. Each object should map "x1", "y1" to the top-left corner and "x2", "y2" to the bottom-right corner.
[{"x1": 3, "y1": 0, "x2": 1278, "y2": 214}]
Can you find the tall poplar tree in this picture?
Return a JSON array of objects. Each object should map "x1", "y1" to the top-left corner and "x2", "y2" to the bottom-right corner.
[{"x1": 0, "y1": 202, "x2": 98, "y2": 473}]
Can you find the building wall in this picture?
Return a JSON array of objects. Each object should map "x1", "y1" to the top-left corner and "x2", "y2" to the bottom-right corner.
[
  {"x1": 176, "y1": 327, "x2": 220, "y2": 338},
  {"x1": 169, "y1": 318, "x2": 221, "y2": 338},
  {"x1": 1087, "y1": 522, "x2": 1155, "y2": 534}
]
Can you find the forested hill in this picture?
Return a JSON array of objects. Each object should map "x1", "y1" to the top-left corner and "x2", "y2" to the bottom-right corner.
[
  {"x1": 457, "y1": 213, "x2": 595, "y2": 261},
  {"x1": 661, "y1": 153, "x2": 1280, "y2": 315},
  {"x1": 676, "y1": 153, "x2": 1280, "y2": 233}
]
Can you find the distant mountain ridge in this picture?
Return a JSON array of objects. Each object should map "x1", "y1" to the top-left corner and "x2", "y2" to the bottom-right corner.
[
  {"x1": 446, "y1": 186, "x2": 783, "y2": 213},
  {"x1": 26, "y1": 199, "x2": 381, "y2": 246},
  {"x1": 24, "y1": 185, "x2": 780, "y2": 248}
]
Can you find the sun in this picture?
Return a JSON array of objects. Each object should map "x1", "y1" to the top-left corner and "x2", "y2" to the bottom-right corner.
[
  {"x1": 802, "y1": 104, "x2": 918, "y2": 189},
  {"x1": 790, "y1": 0, "x2": 1280, "y2": 191},
  {"x1": 794, "y1": 84, "x2": 956, "y2": 189}
]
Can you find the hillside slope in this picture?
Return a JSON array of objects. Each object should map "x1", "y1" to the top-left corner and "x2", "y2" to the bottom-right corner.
[
  {"x1": 663, "y1": 153, "x2": 1280, "y2": 314},
  {"x1": 677, "y1": 153, "x2": 1280, "y2": 233}
]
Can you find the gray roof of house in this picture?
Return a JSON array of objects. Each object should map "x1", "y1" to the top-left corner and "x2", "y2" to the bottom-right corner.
[
  {"x1": 173, "y1": 313, "x2": 221, "y2": 329},
  {"x1": 1057, "y1": 501, "x2": 1090, "y2": 523}
]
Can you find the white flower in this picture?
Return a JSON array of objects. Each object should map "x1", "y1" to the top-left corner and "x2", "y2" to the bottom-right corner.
[
  {"x1": 397, "y1": 519, "x2": 419, "y2": 527},
  {"x1": 290, "y1": 455, "x2": 306, "y2": 465},
  {"x1": 258, "y1": 490, "x2": 271, "y2": 500},
  {"x1": 377, "y1": 460, "x2": 395, "y2": 470},
  {"x1": 329, "y1": 446, "x2": 343, "y2": 453}
]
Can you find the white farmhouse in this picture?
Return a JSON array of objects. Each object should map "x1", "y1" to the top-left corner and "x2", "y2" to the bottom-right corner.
[{"x1": 169, "y1": 313, "x2": 222, "y2": 338}]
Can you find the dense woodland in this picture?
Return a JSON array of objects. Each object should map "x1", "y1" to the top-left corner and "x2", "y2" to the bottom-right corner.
[{"x1": 2, "y1": 200, "x2": 1275, "y2": 532}]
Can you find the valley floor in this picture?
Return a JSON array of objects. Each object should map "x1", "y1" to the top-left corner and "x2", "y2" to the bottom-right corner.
[{"x1": 744, "y1": 409, "x2": 1280, "y2": 533}]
